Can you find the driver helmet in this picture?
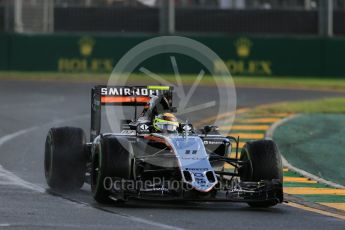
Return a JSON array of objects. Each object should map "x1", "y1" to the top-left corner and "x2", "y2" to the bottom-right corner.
[{"x1": 153, "y1": 113, "x2": 179, "y2": 132}]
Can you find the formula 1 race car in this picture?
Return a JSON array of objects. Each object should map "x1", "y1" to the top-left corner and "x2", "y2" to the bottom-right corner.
[{"x1": 44, "y1": 85, "x2": 283, "y2": 208}]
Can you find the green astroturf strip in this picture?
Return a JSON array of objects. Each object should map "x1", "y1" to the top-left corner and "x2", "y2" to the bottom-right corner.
[
  {"x1": 274, "y1": 114, "x2": 345, "y2": 186},
  {"x1": 283, "y1": 182, "x2": 329, "y2": 188},
  {"x1": 295, "y1": 194, "x2": 345, "y2": 203}
]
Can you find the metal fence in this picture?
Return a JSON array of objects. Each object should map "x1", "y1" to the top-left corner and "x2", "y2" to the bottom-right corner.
[
  {"x1": 1, "y1": 0, "x2": 53, "y2": 33},
  {"x1": 2, "y1": 0, "x2": 345, "y2": 8},
  {"x1": 52, "y1": 0, "x2": 345, "y2": 9},
  {"x1": 0, "y1": 0, "x2": 344, "y2": 36}
]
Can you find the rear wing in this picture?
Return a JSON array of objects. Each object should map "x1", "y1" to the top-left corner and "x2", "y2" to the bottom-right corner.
[{"x1": 90, "y1": 85, "x2": 173, "y2": 141}]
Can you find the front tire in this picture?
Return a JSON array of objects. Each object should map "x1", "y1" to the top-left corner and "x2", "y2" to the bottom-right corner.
[
  {"x1": 91, "y1": 136, "x2": 133, "y2": 203},
  {"x1": 44, "y1": 127, "x2": 87, "y2": 190},
  {"x1": 239, "y1": 139, "x2": 283, "y2": 208}
]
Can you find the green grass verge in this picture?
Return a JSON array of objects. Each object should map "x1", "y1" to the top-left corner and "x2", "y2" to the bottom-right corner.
[
  {"x1": 275, "y1": 114, "x2": 345, "y2": 186},
  {"x1": 234, "y1": 76, "x2": 345, "y2": 92},
  {"x1": 296, "y1": 194, "x2": 345, "y2": 203},
  {"x1": 0, "y1": 71, "x2": 227, "y2": 86},
  {"x1": 0, "y1": 71, "x2": 110, "y2": 83},
  {"x1": 252, "y1": 97, "x2": 345, "y2": 114},
  {"x1": 1, "y1": 71, "x2": 345, "y2": 91}
]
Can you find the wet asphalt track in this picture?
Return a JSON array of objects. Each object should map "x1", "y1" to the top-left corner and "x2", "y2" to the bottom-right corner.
[{"x1": 0, "y1": 80, "x2": 344, "y2": 229}]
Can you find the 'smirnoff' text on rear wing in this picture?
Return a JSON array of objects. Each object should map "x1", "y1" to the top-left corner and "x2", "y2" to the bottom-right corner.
[{"x1": 90, "y1": 85, "x2": 173, "y2": 141}]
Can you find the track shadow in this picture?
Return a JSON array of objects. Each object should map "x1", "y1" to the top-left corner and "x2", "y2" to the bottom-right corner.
[{"x1": 45, "y1": 185, "x2": 287, "y2": 216}]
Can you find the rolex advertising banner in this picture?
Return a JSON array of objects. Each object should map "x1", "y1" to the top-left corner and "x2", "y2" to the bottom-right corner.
[{"x1": 1, "y1": 33, "x2": 345, "y2": 76}]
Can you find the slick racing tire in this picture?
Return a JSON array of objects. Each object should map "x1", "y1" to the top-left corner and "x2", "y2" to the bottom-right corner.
[
  {"x1": 91, "y1": 136, "x2": 133, "y2": 204},
  {"x1": 44, "y1": 127, "x2": 87, "y2": 190},
  {"x1": 239, "y1": 140, "x2": 283, "y2": 208}
]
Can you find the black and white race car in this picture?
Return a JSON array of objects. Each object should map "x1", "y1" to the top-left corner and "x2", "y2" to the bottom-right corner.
[{"x1": 44, "y1": 85, "x2": 283, "y2": 207}]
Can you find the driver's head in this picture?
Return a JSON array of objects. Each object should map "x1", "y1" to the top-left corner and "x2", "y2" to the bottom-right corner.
[{"x1": 153, "y1": 113, "x2": 179, "y2": 133}]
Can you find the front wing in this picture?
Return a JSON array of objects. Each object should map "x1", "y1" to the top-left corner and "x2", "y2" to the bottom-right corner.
[{"x1": 108, "y1": 178, "x2": 283, "y2": 203}]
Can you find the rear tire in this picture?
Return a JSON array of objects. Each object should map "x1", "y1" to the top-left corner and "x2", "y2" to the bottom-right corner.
[
  {"x1": 44, "y1": 127, "x2": 86, "y2": 190},
  {"x1": 239, "y1": 139, "x2": 283, "y2": 208},
  {"x1": 91, "y1": 136, "x2": 133, "y2": 203}
]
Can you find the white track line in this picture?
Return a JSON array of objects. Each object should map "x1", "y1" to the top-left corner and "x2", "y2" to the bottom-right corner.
[
  {"x1": 0, "y1": 115, "x2": 185, "y2": 230},
  {"x1": 0, "y1": 126, "x2": 45, "y2": 192},
  {"x1": 0, "y1": 165, "x2": 45, "y2": 192},
  {"x1": 0, "y1": 115, "x2": 90, "y2": 192},
  {"x1": 0, "y1": 126, "x2": 38, "y2": 146}
]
